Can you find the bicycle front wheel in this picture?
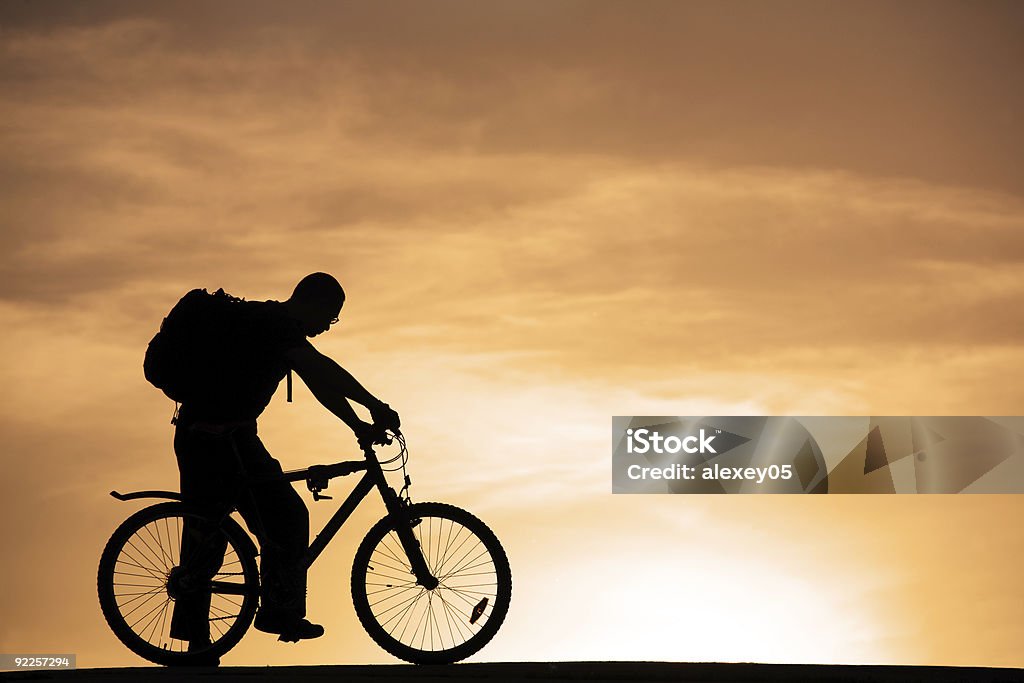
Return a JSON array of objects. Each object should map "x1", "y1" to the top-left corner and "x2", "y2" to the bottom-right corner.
[
  {"x1": 351, "y1": 502, "x2": 512, "y2": 664},
  {"x1": 97, "y1": 502, "x2": 259, "y2": 666}
]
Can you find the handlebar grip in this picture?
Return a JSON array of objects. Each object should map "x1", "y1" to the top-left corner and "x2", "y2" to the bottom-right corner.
[{"x1": 365, "y1": 422, "x2": 398, "y2": 447}]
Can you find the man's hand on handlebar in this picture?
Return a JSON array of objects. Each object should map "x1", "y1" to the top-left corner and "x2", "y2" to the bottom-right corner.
[
  {"x1": 368, "y1": 400, "x2": 401, "y2": 433},
  {"x1": 352, "y1": 411, "x2": 401, "y2": 451}
]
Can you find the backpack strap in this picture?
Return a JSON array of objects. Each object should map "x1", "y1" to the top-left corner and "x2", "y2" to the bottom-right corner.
[{"x1": 286, "y1": 367, "x2": 293, "y2": 403}]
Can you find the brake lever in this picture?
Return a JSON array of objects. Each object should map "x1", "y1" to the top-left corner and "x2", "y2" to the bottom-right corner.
[{"x1": 306, "y1": 468, "x2": 332, "y2": 501}]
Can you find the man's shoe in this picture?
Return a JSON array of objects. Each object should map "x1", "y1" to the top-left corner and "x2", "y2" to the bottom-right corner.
[
  {"x1": 254, "y1": 610, "x2": 325, "y2": 642},
  {"x1": 277, "y1": 618, "x2": 325, "y2": 643}
]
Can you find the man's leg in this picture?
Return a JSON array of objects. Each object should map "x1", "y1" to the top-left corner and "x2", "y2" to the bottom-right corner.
[
  {"x1": 230, "y1": 430, "x2": 318, "y2": 637},
  {"x1": 243, "y1": 478, "x2": 309, "y2": 622},
  {"x1": 169, "y1": 516, "x2": 228, "y2": 641},
  {"x1": 169, "y1": 427, "x2": 233, "y2": 643}
]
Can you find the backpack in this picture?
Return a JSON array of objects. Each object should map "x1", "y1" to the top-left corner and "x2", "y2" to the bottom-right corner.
[{"x1": 143, "y1": 288, "x2": 250, "y2": 404}]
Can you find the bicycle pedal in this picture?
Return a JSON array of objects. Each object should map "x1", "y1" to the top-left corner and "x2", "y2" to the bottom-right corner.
[{"x1": 276, "y1": 629, "x2": 324, "y2": 643}]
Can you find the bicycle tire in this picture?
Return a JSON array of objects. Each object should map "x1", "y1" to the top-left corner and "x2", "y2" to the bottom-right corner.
[
  {"x1": 97, "y1": 502, "x2": 259, "y2": 666},
  {"x1": 351, "y1": 502, "x2": 512, "y2": 664}
]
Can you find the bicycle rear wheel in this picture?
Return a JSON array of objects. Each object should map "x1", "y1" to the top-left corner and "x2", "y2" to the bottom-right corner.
[
  {"x1": 351, "y1": 502, "x2": 512, "y2": 664},
  {"x1": 97, "y1": 502, "x2": 259, "y2": 666}
]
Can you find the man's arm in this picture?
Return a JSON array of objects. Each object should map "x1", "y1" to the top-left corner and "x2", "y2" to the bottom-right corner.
[{"x1": 285, "y1": 343, "x2": 395, "y2": 435}]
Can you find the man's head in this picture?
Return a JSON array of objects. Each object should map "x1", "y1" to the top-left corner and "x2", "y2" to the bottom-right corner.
[{"x1": 284, "y1": 272, "x2": 346, "y2": 337}]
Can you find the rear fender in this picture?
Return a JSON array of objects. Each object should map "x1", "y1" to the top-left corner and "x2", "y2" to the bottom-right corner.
[{"x1": 110, "y1": 490, "x2": 182, "y2": 502}]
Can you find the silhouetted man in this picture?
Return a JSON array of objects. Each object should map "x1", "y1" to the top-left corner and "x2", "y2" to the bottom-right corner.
[{"x1": 168, "y1": 272, "x2": 399, "y2": 656}]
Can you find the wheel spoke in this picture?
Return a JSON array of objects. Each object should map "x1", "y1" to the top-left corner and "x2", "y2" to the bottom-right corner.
[
  {"x1": 114, "y1": 569, "x2": 166, "y2": 580},
  {"x1": 438, "y1": 519, "x2": 457, "y2": 575},
  {"x1": 124, "y1": 539, "x2": 167, "y2": 580},
  {"x1": 368, "y1": 584, "x2": 421, "y2": 609},
  {"x1": 215, "y1": 593, "x2": 244, "y2": 609},
  {"x1": 377, "y1": 534, "x2": 412, "y2": 572},
  {"x1": 116, "y1": 588, "x2": 165, "y2": 614},
  {"x1": 432, "y1": 529, "x2": 474, "y2": 578},
  {"x1": 437, "y1": 547, "x2": 490, "y2": 583},
  {"x1": 129, "y1": 593, "x2": 171, "y2": 634},
  {"x1": 114, "y1": 553, "x2": 166, "y2": 581},
  {"x1": 438, "y1": 604, "x2": 462, "y2": 649},
  {"x1": 212, "y1": 615, "x2": 227, "y2": 639},
  {"x1": 139, "y1": 524, "x2": 174, "y2": 574},
  {"x1": 374, "y1": 587, "x2": 430, "y2": 623},
  {"x1": 438, "y1": 523, "x2": 465, "y2": 566},
  {"x1": 435, "y1": 585, "x2": 480, "y2": 611},
  {"x1": 154, "y1": 598, "x2": 172, "y2": 644},
  {"x1": 210, "y1": 602, "x2": 239, "y2": 622},
  {"x1": 367, "y1": 556, "x2": 414, "y2": 577},
  {"x1": 387, "y1": 588, "x2": 426, "y2": 637},
  {"x1": 366, "y1": 583, "x2": 418, "y2": 597}
]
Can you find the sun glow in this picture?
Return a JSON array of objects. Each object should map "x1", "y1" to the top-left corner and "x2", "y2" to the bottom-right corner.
[{"x1": 479, "y1": 502, "x2": 900, "y2": 665}]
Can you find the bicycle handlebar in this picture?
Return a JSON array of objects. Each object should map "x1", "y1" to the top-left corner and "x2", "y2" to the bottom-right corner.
[
  {"x1": 361, "y1": 423, "x2": 399, "y2": 449},
  {"x1": 302, "y1": 426, "x2": 403, "y2": 500},
  {"x1": 308, "y1": 461, "x2": 367, "y2": 481}
]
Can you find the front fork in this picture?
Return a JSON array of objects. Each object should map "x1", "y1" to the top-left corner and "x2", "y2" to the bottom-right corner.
[{"x1": 382, "y1": 487, "x2": 438, "y2": 590}]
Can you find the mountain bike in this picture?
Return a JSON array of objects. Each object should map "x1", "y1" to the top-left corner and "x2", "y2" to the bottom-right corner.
[{"x1": 96, "y1": 426, "x2": 512, "y2": 666}]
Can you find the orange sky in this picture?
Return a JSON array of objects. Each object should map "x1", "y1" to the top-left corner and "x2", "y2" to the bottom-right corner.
[{"x1": 1, "y1": 0, "x2": 1023, "y2": 669}]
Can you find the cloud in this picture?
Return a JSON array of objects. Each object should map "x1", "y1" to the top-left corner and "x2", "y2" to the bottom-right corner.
[{"x1": 2, "y1": 17, "x2": 1023, "y2": 371}]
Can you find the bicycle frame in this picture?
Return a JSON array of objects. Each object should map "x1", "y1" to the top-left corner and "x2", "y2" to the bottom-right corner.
[{"x1": 227, "y1": 437, "x2": 437, "y2": 590}]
